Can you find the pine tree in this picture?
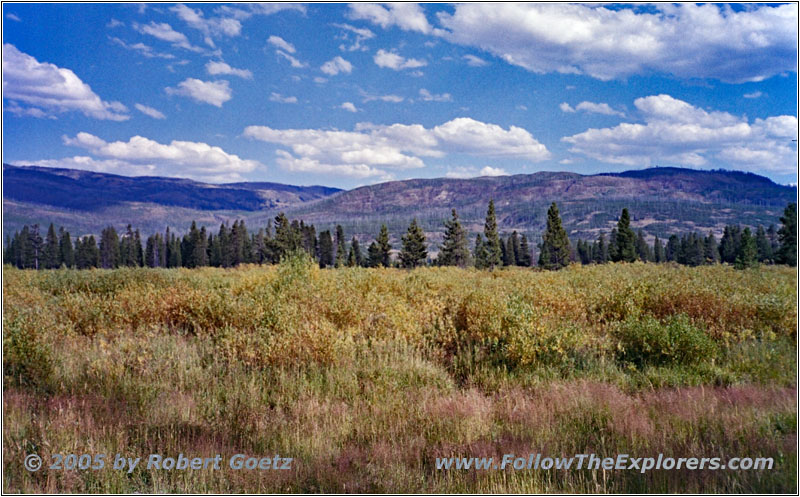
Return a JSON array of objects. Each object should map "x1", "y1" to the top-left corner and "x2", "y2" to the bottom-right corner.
[
  {"x1": 99, "y1": 226, "x2": 119, "y2": 269},
  {"x1": 482, "y1": 200, "x2": 502, "y2": 269},
  {"x1": 334, "y1": 225, "x2": 347, "y2": 268},
  {"x1": 594, "y1": 233, "x2": 608, "y2": 264},
  {"x1": 43, "y1": 223, "x2": 60, "y2": 269},
  {"x1": 735, "y1": 227, "x2": 758, "y2": 269},
  {"x1": 719, "y1": 225, "x2": 742, "y2": 264},
  {"x1": 473, "y1": 234, "x2": 488, "y2": 269},
  {"x1": 755, "y1": 225, "x2": 772, "y2": 263},
  {"x1": 666, "y1": 234, "x2": 680, "y2": 262},
  {"x1": 635, "y1": 230, "x2": 652, "y2": 262},
  {"x1": 399, "y1": 218, "x2": 427, "y2": 268},
  {"x1": 653, "y1": 235, "x2": 664, "y2": 263},
  {"x1": 767, "y1": 224, "x2": 780, "y2": 259},
  {"x1": 538, "y1": 202, "x2": 571, "y2": 270},
  {"x1": 518, "y1": 234, "x2": 532, "y2": 267},
  {"x1": 347, "y1": 236, "x2": 363, "y2": 267},
  {"x1": 318, "y1": 230, "x2": 334, "y2": 268},
  {"x1": 777, "y1": 203, "x2": 796, "y2": 266},
  {"x1": 366, "y1": 242, "x2": 381, "y2": 268},
  {"x1": 57, "y1": 228, "x2": 74, "y2": 268},
  {"x1": 375, "y1": 224, "x2": 392, "y2": 267},
  {"x1": 608, "y1": 228, "x2": 619, "y2": 262},
  {"x1": 704, "y1": 232, "x2": 719, "y2": 263},
  {"x1": 613, "y1": 208, "x2": 637, "y2": 262},
  {"x1": 439, "y1": 209, "x2": 471, "y2": 267}
]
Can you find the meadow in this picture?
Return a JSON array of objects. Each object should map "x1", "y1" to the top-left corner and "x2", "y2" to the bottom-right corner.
[{"x1": 3, "y1": 258, "x2": 797, "y2": 493}]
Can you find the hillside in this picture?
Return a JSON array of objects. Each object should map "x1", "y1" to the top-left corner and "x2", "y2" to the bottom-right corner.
[{"x1": 3, "y1": 164, "x2": 795, "y2": 242}]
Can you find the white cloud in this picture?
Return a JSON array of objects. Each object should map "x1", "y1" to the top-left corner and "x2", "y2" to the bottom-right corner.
[
  {"x1": 171, "y1": 4, "x2": 241, "y2": 47},
  {"x1": 437, "y1": 3, "x2": 798, "y2": 82},
  {"x1": 445, "y1": 165, "x2": 510, "y2": 178},
  {"x1": 106, "y1": 18, "x2": 123, "y2": 28},
  {"x1": 276, "y1": 50, "x2": 307, "y2": 68},
  {"x1": 2, "y1": 44, "x2": 129, "y2": 121},
  {"x1": 360, "y1": 90, "x2": 404, "y2": 103},
  {"x1": 463, "y1": 54, "x2": 488, "y2": 67},
  {"x1": 340, "y1": 102, "x2": 358, "y2": 112},
  {"x1": 313, "y1": 77, "x2": 328, "y2": 84},
  {"x1": 560, "y1": 101, "x2": 625, "y2": 117},
  {"x1": 321, "y1": 56, "x2": 353, "y2": 76},
  {"x1": 135, "y1": 103, "x2": 166, "y2": 119},
  {"x1": 205, "y1": 60, "x2": 252, "y2": 79},
  {"x1": 563, "y1": 94, "x2": 798, "y2": 174},
  {"x1": 333, "y1": 23, "x2": 375, "y2": 51},
  {"x1": 60, "y1": 132, "x2": 260, "y2": 182},
  {"x1": 213, "y1": 4, "x2": 305, "y2": 21},
  {"x1": 165, "y1": 78, "x2": 232, "y2": 107},
  {"x1": 744, "y1": 91, "x2": 764, "y2": 99},
  {"x1": 110, "y1": 37, "x2": 175, "y2": 59},
  {"x1": 374, "y1": 49, "x2": 427, "y2": 70},
  {"x1": 267, "y1": 35, "x2": 296, "y2": 53},
  {"x1": 347, "y1": 3, "x2": 441, "y2": 35},
  {"x1": 269, "y1": 92, "x2": 298, "y2": 104},
  {"x1": 244, "y1": 117, "x2": 549, "y2": 178},
  {"x1": 419, "y1": 89, "x2": 452, "y2": 102},
  {"x1": 6, "y1": 13, "x2": 21, "y2": 22},
  {"x1": 134, "y1": 21, "x2": 204, "y2": 53}
]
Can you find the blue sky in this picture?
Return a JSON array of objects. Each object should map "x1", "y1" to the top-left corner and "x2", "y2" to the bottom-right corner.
[{"x1": 2, "y1": 3, "x2": 798, "y2": 188}]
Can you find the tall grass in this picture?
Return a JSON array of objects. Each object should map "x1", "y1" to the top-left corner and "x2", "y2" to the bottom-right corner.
[{"x1": 3, "y1": 260, "x2": 796, "y2": 492}]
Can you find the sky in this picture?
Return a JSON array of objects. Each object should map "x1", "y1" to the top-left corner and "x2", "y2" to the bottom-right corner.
[{"x1": 2, "y1": 3, "x2": 798, "y2": 188}]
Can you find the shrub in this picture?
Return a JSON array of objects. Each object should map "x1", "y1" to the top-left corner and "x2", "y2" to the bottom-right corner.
[
  {"x1": 3, "y1": 313, "x2": 53, "y2": 391},
  {"x1": 613, "y1": 313, "x2": 716, "y2": 367}
]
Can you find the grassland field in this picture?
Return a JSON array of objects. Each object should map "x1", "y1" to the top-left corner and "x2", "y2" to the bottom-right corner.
[{"x1": 2, "y1": 257, "x2": 797, "y2": 493}]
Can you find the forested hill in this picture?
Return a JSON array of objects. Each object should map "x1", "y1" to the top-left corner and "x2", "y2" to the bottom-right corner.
[
  {"x1": 2, "y1": 164, "x2": 341, "y2": 211},
  {"x1": 3, "y1": 163, "x2": 795, "y2": 241}
]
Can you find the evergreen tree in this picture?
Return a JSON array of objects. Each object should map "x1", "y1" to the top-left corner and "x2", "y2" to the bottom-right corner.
[
  {"x1": 767, "y1": 224, "x2": 780, "y2": 259},
  {"x1": 438, "y1": 209, "x2": 471, "y2": 267},
  {"x1": 653, "y1": 235, "x2": 664, "y2": 263},
  {"x1": 665, "y1": 234, "x2": 679, "y2": 262},
  {"x1": 347, "y1": 236, "x2": 363, "y2": 267},
  {"x1": 538, "y1": 202, "x2": 571, "y2": 270},
  {"x1": 318, "y1": 230, "x2": 334, "y2": 268},
  {"x1": 99, "y1": 226, "x2": 119, "y2": 269},
  {"x1": 58, "y1": 228, "x2": 74, "y2": 268},
  {"x1": 594, "y1": 233, "x2": 608, "y2": 264},
  {"x1": 735, "y1": 227, "x2": 758, "y2": 269},
  {"x1": 42, "y1": 223, "x2": 60, "y2": 269},
  {"x1": 366, "y1": 241, "x2": 381, "y2": 268},
  {"x1": 473, "y1": 234, "x2": 488, "y2": 269},
  {"x1": 482, "y1": 200, "x2": 502, "y2": 269},
  {"x1": 719, "y1": 225, "x2": 742, "y2": 264},
  {"x1": 518, "y1": 234, "x2": 532, "y2": 267},
  {"x1": 577, "y1": 239, "x2": 591, "y2": 264},
  {"x1": 375, "y1": 224, "x2": 392, "y2": 267},
  {"x1": 399, "y1": 218, "x2": 427, "y2": 268},
  {"x1": 613, "y1": 208, "x2": 636, "y2": 262},
  {"x1": 755, "y1": 225, "x2": 773, "y2": 263},
  {"x1": 635, "y1": 230, "x2": 652, "y2": 262},
  {"x1": 777, "y1": 203, "x2": 797, "y2": 266},
  {"x1": 510, "y1": 231, "x2": 521, "y2": 266},
  {"x1": 704, "y1": 232, "x2": 719, "y2": 264},
  {"x1": 334, "y1": 225, "x2": 347, "y2": 268}
]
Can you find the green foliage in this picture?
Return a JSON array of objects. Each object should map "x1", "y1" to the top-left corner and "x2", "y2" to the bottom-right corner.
[
  {"x1": 3, "y1": 313, "x2": 53, "y2": 391},
  {"x1": 778, "y1": 202, "x2": 797, "y2": 266},
  {"x1": 613, "y1": 314, "x2": 717, "y2": 367},
  {"x1": 538, "y1": 202, "x2": 571, "y2": 270},
  {"x1": 438, "y1": 209, "x2": 471, "y2": 267},
  {"x1": 613, "y1": 208, "x2": 637, "y2": 262},
  {"x1": 481, "y1": 200, "x2": 502, "y2": 269},
  {"x1": 399, "y1": 218, "x2": 427, "y2": 268}
]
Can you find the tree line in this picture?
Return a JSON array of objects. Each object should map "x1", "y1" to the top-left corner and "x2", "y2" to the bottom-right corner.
[{"x1": 4, "y1": 202, "x2": 796, "y2": 270}]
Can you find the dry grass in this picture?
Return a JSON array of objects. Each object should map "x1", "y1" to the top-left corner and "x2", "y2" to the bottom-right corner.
[{"x1": 3, "y1": 259, "x2": 796, "y2": 492}]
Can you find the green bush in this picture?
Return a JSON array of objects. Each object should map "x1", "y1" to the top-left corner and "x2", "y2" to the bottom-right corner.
[
  {"x1": 614, "y1": 313, "x2": 716, "y2": 367},
  {"x1": 3, "y1": 314, "x2": 53, "y2": 391}
]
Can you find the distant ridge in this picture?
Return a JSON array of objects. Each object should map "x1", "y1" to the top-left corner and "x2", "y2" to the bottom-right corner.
[{"x1": 3, "y1": 163, "x2": 795, "y2": 240}]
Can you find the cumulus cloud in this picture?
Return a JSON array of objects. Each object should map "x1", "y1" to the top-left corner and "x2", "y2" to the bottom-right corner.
[
  {"x1": 562, "y1": 94, "x2": 798, "y2": 174},
  {"x1": 135, "y1": 103, "x2": 166, "y2": 119},
  {"x1": 134, "y1": 21, "x2": 204, "y2": 52},
  {"x1": 446, "y1": 165, "x2": 509, "y2": 178},
  {"x1": 419, "y1": 89, "x2": 452, "y2": 102},
  {"x1": 269, "y1": 92, "x2": 298, "y2": 104},
  {"x1": 340, "y1": 102, "x2": 358, "y2": 112},
  {"x1": 110, "y1": 36, "x2": 175, "y2": 59},
  {"x1": 333, "y1": 23, "x2": 375, "y2": 52},
  {"x1": 560, "y1": 101, "x2": 625, "y2": 117},
  {"x1": 205, "y1": 60, "x2": 252, "y2": 79},
  {"x1": 374, "y1": 49, "x2": 427, "y2": 70},
  {"x1": 347, "y1": 3, "x2": 442, "y2": 35},
  {"x1": 267, "y1": 35, "x2": 296, "y2": 53},
  {"x1": 2, "y1": 44, "x2": 129, "y2": 121},
  {"x1": 171, "y1": 4, "x2": 241, "y2": 47},
  {"x1": 321, "y1": 56, "x2": 353, "y2": 76},
  {"x1": 243, "y1": 117, "x2": 549, "y2": 178},
  {"x1": 213, "y1": 3, "x2": 305, "y2": 21},
  {"x1": 437, "y1": 3, "x2": 798, "y2": 82},
  {"x1": 165, "y1": 78, "x2": 232, "y2": 107},
  {"x1": 463, "y1": 54, "x2": 488, "y2": 67},
  {"x1": 59, "y1": 132, "x2": 260, "y2": 182},
  {"x1": 276, "y1": 50, "x2": 307, "y2": 68}
]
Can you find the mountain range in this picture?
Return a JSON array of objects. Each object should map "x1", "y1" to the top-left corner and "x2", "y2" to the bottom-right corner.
[{"x1": 3, "y1": 163, "x2": 795, "y2": 244}]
